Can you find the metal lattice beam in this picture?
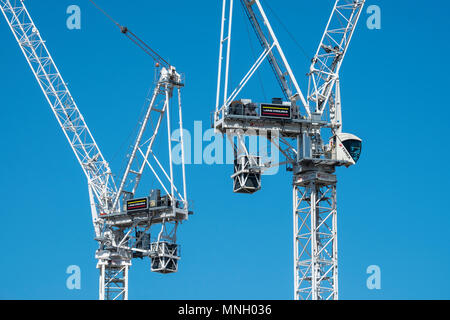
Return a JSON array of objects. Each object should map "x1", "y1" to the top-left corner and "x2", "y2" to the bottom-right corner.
[
  {"x1": 307, "y1": 0, "x2": 365, "y2": 121},
  {"x1": 294, "y1": 177, "x2": 338, "y2": 300},
  {"x1": 0, "y1": 0, "x2": 117, "y2": 228},
  {"x1": 1, "y1": 0, "x2": 192, "y2": 301},
  {"x1": 99, "y1": 263, "x2": 129, "y2": 300}
]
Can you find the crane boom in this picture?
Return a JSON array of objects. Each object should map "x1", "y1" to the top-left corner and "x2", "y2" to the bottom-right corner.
[
  {"x1": 240, "y1": 0, "x2": 293, "y2": 102},
  {"x1": 2, "y1": 0, "x2": 192, "y2": 300},
  {"x1": 113, "y1": 66, "x2": 187, "y2": 210},
  {"x1": 0, "y1": 0, "x2": 117, "y2": 210}
]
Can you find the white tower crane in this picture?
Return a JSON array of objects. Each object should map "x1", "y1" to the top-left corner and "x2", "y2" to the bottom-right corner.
[
  {"x1": 1, "y1": 0, "x2": 192, "y2": 300},
  {"x1": 214, "y1": 0, "x2": 365, "y2": 300}
]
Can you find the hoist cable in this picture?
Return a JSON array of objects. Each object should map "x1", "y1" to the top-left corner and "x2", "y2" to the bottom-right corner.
[
  {"x1": 241, "y1": 4, "x2": 268, "y2": 102},
  {"x1": 261, "y1": 0, "x2": 310, "y2": 61},
  {"x1": 88, "y1": 0, "x2": 170, "y2": 68},
  {"x1": 123, "y1": 29, "x2": 171, "y2": 68}
]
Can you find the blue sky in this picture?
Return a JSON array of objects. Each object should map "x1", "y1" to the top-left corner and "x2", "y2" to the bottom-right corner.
[{"x1": 0, "y1": 0, "x2": 449, "y2": 300}]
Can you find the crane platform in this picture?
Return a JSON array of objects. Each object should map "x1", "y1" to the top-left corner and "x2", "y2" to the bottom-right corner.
[{"x1": 99, "y1": 206, "x2": 191, "y2": 227}]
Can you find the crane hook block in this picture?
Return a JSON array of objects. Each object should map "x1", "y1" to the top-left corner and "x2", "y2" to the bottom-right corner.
[
  {"x1": 120, "y1": 26, "x2": 128, "y2": 34},
  {"x1": 232, "y1": 155, "x2": 262, "y2": 194}
]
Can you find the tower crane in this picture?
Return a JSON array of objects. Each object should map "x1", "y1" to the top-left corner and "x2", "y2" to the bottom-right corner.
[
  {"x1": 214, "y1": 0, "x2": 365, "y2": 300},
  {"x1": 1, "y1": 0, "x2": 192, "y2": 300}
]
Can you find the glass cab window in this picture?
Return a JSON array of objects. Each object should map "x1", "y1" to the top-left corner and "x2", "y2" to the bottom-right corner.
[{"x1": 342, "y1": 139, "x2": 362, "y2": 163}]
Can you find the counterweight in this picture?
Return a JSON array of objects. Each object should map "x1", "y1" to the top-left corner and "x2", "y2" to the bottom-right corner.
[{"x1": 1, "y1": 0, "x2": 192, "y2": 300}]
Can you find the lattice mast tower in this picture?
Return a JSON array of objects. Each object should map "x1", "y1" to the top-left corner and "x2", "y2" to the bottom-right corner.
[
  {"x1": 1, "y1": 0, "x2": 192, "y2": 300},
  {"x1": 214, "y1": 0, "x2": 365, "y2": 300}
]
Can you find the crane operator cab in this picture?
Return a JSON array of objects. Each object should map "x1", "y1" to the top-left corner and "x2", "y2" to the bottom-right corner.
[{"x1": 330, "y1": 133, "x2": 362, "y2": 166}]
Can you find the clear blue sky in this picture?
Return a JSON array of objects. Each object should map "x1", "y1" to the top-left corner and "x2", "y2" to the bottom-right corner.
[{"x1": 0, "y1": 0, "x2": 449, "y2": 300}]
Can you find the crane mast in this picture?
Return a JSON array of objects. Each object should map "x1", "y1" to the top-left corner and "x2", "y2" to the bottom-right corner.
[
  {"x1": 1, "y1": 0, "x2": 192, "y2": 300},
  {"x1": 214, "y1": 0, "x2": 365, "y2": 300}
]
